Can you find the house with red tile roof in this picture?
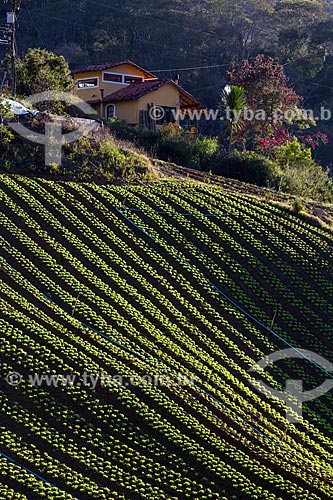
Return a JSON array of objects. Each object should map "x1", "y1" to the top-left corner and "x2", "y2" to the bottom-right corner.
[{"x1": 73, "y1": 60, "x2": 204, "y2": 129}]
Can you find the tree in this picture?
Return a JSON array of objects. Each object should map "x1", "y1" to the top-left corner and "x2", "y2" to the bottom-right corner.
[
  {"x1": 212, "y1": 0, "x2": 276, "y2": 63},
  {"x1": 4, "y1": 0, "x2": 331, "y2": 166},
  {"x1": 220, "y1": 85, "x2": 246, "y2": 153},
  {"x1": 227, "y1": 55, "x2": 310, "y2": 156},
  {"x1": 276, "y1": 136, "x2": 332, "y2": 199},
  {"x1": 273, "y1": 0, "x2": 327, "y2": 83},
  {"x1": 0, "y1": 100, "x2": 14, "y2": 160},
  {"x1": 15, "y1": 48, "x2": 73, "y2": 96}
]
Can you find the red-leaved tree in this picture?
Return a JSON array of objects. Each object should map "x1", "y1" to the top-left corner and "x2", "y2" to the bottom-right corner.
[{"x1": 227, "y1": 54, "x2": 309, "y2": 156}]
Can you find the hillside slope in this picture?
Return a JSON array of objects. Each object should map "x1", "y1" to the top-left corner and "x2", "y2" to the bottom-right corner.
[{"x1": 0, "y1": 175, "x2": 333, "y2": 499}]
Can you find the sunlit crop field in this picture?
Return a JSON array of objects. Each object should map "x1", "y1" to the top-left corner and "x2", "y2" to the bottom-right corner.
[{"x1": 0, "y1": 175, "x2": 332, "y2": 500}]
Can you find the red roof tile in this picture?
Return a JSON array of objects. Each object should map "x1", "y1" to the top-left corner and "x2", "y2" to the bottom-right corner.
[
  {"x1": 72, "y1": 60, "x2": 157, "y2": 79},
  {"x1": 98, "y1": 79, "x2": 204, "y2": 109},
  {"x1": 103, "y1": 79, "x2": 165, "y2": 102}
]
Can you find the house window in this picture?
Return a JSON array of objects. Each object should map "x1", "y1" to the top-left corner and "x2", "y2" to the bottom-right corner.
[
  {"x1": 103, "y1": 72, "x2": 123, "y2": 83},
  {"x1": 76, "y1": 77, "x2": 98, "y2": 89},
  {"x1": 106, "y1": 104, "x2": 116, "y2": 119},
  {"x1": 156, "y1": 106, "x2": 177, "y2": 125},
  {"x1": 102, "y1": 72, "x2": 144, "y2": 84},
  {"x1": 124, "y1": 75, "x2": 143, "y2": 84}
]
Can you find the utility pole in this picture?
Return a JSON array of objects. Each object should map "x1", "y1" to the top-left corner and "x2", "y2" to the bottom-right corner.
[
  {"x1": 0, "y1": 3, "x2": 10, "y2": 92},
  {"x1": 6, "y1": 0, "x2": 20, "y2": 96}
]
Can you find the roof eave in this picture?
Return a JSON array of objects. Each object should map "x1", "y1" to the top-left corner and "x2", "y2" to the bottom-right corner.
[{"x1": 72, "y1": 60, "x2": 157, "y2": 80}]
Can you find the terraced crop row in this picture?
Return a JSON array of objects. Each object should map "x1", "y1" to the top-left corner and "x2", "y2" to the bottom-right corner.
[{"x1": 0, "y1": 174, "x2": 332, "y2": 499}]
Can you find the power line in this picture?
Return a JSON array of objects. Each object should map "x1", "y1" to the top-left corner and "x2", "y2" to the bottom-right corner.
[
  {"x1": 0, "y1": 251, "x2": 331, "y2": 477},
  {"x1": 29, "y1": 12, "x2": 180, "y2": 52},
  {"x1": 150, "y1": 63, "x2": 229, "y2": 73},
  {"x1": 189, "y1": 83, "x2": 223, "y2": 92},
  {"x1": 78, "y1": 0, "x2": 218, "y2": 37},
  {"x1": 8, "y1": 0, "x2": 20, "y2": 95},
  {"x1": 308, "y1": 81, "x2": 333, "y2": 91},
  {"x1": 31, "y1": 10, "x2": 101, "y2": 31},
  {"x1": 32, "y1": 4, "x2": 215, "y2": 37},
  {"x1": 29, "y1": 11, "x2": 330, "y2": 79},
  {"x1": 119, "y1": 208, "x2": 333, "y2": 379},
  {"x1": 115, "y1": 207, "x2": 333, "y2": 474},
  {"x1": 0, "y1": 450, "x2": 79, "y2": 499},
  {"x1": 22, "y1": 6, "x2": 333, "y2": 93},
  {"x1": 31, "y1": 0, "x2": 226, "y2": 46},
  {"x1": 22, "y1": 0, "x2": 44, "y2": 47},
  {"x1": 30, "y1": 11, "x2": 220, "y2": 68}
]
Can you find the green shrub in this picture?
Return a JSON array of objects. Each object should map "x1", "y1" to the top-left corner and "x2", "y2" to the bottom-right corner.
[
  {"x1": 276, "y1": 137, "x2": 333, "y2": 201},
  {"x1": 191, "y1": 135, "x2": 219, "y2": 168},
  {"x1": 0, "y1": 117, "x2": 152, "y2": 181},
  {"x1": 204, "y1": 139, "x2": 333, "y2": 202},
  {"x1": 207, "y1": 150, "x2": 278, "y2": 187},
  {"x1": 106, "y1": 118, "x2": 158, "y2": 150},
  {"x1": 0, "y1": 98, "x2": 14, "y2": 156},
  {"x1": 67, "y1": 129, "x2": 152, "y2": 181},
  {"x1": 157, "y1": 124, "x2": 194, "y2": 167},
  {"x1": 292, "y1": 197, "x2": 305, "y2": 214},
  {"x1": 106, "y1": 118, "x2": 219, "y2": 169}
]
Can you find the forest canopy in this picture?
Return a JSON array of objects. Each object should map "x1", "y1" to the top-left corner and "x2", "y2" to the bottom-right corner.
[{"x1": 0, "y1": 0, "x2": 332, "y2": 163}]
